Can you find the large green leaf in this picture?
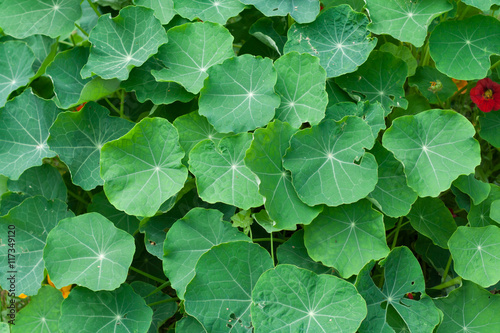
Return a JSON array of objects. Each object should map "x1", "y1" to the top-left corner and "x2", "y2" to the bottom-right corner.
[
  {"x1": 273, "y1": 52, "x2": 327, "y2": 128},
  {"x1": 100, "y1": 117, "x2": 188, "y2": 217},
  {"x1": 153, "y1": 22, "x2": 234, "y2": 94},
  {"x1": 335, "y1": 51, "x2": 409, "y2": 114},
  {"x1": 188, "y1": 133, "x2": 264, "y2": 209},
  {"x1": 448, "y1": 225, "x2": 500, "y2": 287},
  {"x1": 241, "y1": 0, "x2": 320, "y2": 24},
  {"x1": 284, "y1": 5, "x2": 377, "y2": 78},
  {"x1": 163, "y1": 207, "x2": 250, "y2": 299},
  {"x1": 7, "y1": 164, "x2": 66, "y2": 202},
  {"x1": 355, "y1": 247, "x2": 442, "y2": 333},
  {"x1": 43, "y1": 212, "x2": 135, "y2": 291},
  {"x1": 435, "y1": 280, "x2": 500, "y2": 333},
  {"x1": 408, "y1": 66, "x2": 458, "y2": 104},
  {"x1": 58, "y1": 284, "x2": 152, "y2": 333},
  {"x1": 0, "y1": 41, "x2": 35, "y2": 108},
  {"x1": 0, "y1": 89, "x2": 61, "y2": 180},
  {"x1": 199, "y1": 54, "x2": 280, "y2": 133},
  {"x1": 453, "y1": 173, "x2": 490, "y2": 205},
  {"x1": 365, "y1": 0, "x2": 453, "y2": 47},
  {"x1": 468, "y1": 184, "x2": 500, "y2": 227},
  {"x1": 245, "y1": 121, "x2": 322, "y2": 230},
  {"x1": 382, "y1": 109, "x2": 481, "y2": 197},
  {"x1": 81, "y1": 6, "x2": 168, "y2": 80},
  {"x1": 304, "y1": 200, "x2": 390, "y2": 278},
  {"x1": 11, "y1": 286, "x2": 64, "y2": 333},
  {"x1": 0, "y1": 197, "x2": 74, "y2": 296},
  {"x1": 0, "y1": 0, "x2": 82, "y2": 38},
  {"x1": 251, "y1": 264, "x2": 367, "y2": 332},
  {"x1": 462, "y1": 0, "x2": 500, "y2": 11},
  {"x1": 283, "y1": 117, "x2": 377, "y2": 206},
  {"x1": 479, "y1": 111, "x2": 500, "y2": 148},
  {"x1": 184, "y1": 241, "x2": 273, "y2": 332},
  {"x1": 135, "y1": 0, "x2": 175, "y2": 24},
  {"x1": 429, "y1": 15, "x2": 500, "y2": 80},
  {"x1": 367, "y1": 142, "x2": 417, "y2": 218},
  {"x1": 173, "y1": 0, "x2": 246, "y2": 25}
]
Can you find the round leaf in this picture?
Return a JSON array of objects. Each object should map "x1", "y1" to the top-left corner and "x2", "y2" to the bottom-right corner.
[
  {"x1": 8, "y1": 164, "x2": 67, "y2": 202},
  {"x1": 382, "y1": 109, "x2": 481, "y2": 197},
  {"x1": 468, "y1": 184, "x2": 500, "y2": 227},
  {"x1": 44, "y1": 212, "x2": 135, "y2": 291},
  {"x1": 174, "y1": 0, "x2": 245, "y2": 25},
  {"x1": 240, "y1": 0, "x2": 320, "y2": 24},
  {"x1": 199, "y1": 54, "x2": 280, "y2": 133},
  {"x1": 479, "y1": 111, "x2": 500, "y2": 148},
  {"x1": 251, "y1": 265, "x2": 367, "y2": 333},
  {"x1": 135, "y1": 0, "x2": 175, "y2": 24},
  {"x1": 100, "y1": 117, "x2": 188, "y2": 217},
  {"x1": 453, "y1": 173, "x2": 491, "y2": 205},
  {"x1": 284, "y1": 5, "x2": 377, "y2": 78}
]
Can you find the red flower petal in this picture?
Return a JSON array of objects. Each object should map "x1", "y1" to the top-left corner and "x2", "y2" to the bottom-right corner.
[{"x1": 470, "y1": 78, "x2": 500, "y2": 112}]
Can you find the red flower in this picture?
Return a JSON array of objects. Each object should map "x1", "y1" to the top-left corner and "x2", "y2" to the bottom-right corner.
[
  {"x1": 75, "y1": 102, "x2": 87, "y2": 112},
  {"x1": 470, "y1": 78, "x2": 500, "y2": 112}
]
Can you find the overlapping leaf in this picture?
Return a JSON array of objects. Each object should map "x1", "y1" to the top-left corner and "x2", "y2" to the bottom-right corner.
[
  {"x1": 462, "y1": 0, "x2": 500, "y2": 11},
  {"x1": 453, "y1": 173, "x2": 490, "y2": 205},
  {"x1": 7, "y1": 164, "x2": 66, "y2": 202},
  {"x1": 479, "y1": 111, "x2": 500, "y2": 148},
  {"x1": 468, "y1": 185, "x2": 500, "y2": 227},
  {"x1": 379, "y1": 42, "x2": 417, "y2": 76},
  {"x1": 174, "y1": 0, "x2": 246, "y2": 25},
  {"x1": 408, "y1": 66, "x2": 457, "y2": 104},
  {"x1": 135, "y1": 0, "x2": 175, "y2": 24},
  {"x1": 241, "y1": 0, "x2": 320, "y2": 24},
  {"x1": 324, "y1": 101, "x2": 386, "y2": 138}
]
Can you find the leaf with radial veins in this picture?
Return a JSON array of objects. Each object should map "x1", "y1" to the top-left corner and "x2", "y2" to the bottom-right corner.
[
  {"x1": 467, "y1": 185, "x2": 500, "y2": 227},
  {"x1": 8, "y1": 164, "x2": 66, "y2": 202},
  {"x1": 81, "y1": 6, "x2": 168, "y2": 80},
  {"x1": 479, "y1": 111, "x2": 500, "y2": 148},
  {"x1": 199, "y1": 54, "x2": 280, "y2": 133},
  {"x1": 429, "y1": 15, "x2": 500, "y2": 80},
  {"x1": 448, "y1": 226, "x2": 500, "y2": 287},
  {"x1": 273, "y1": 52, "x2": 328, "y2": 128},
  {"x1": 367, "y1": 142, "x2": 417, "y2": 217},
  {"x1": 335, "y1": 51, "x2": 409, "y2": 115},
  {"x1": 245, "y1": 121, "x2": 322, "y2": 230},
  {"x1": 43, "y1": 213, "x2": 135, "y2": 291},
  {"x1": 365, "y1": 0, "x2": 452, "y2": 47},
  {"x1": 0, "y1": 41, "x2": 35, "y2": 108},
  {"x1": 184, "y1": 241, "x2": 273, "y2": 332},
  {"x1": 173, "y1": 0, "x2": 245, "y2": 25},
  {"x1": 0, "y1": 197, "x2": 74, "y2": 296},
  {"x1": 153, "y1": 22, "x2": 234, "y2": 94},
  {"x1": 100, "y1": 117, "x2": 188, "y2": 217},
  {"x1": 284, "y1": 5, "x2": 377, "y2": 78},
  {"x1": 0, "y1": 89, "x2": 61, "y2": 180},
  {"x1": 163, "y1": 208, "x2": 250, "y2": 299},
  {"x1": 355, "y1": 247, "x2": 442, "y2": 333},
  {"x1": 241, "y1": 0, "x2": 320, "y2": 24},
  {"x1": 189, "y1": 133, "x2": 264, "y2": 209},
  {"x1": 135, "y1": 0, "x2": 175, "y2": 24},
  {"x1": 58, "y1": 284, "x2": 152, "y2": 333},
  {"x1": 251, "y1": 265, "x2": 367, "y2": 333},
  {"x1": 283, "y1": 117, "x2": 377, "y2": 207},
  {"x1": 324, "y1": 101, "x2": 386, "y2": 138},
  {"x1": 0, "y1": 0, "x2": 82, "y2": 38},
  {"x1": 48, "y1": 102, "x2": 134, "y2": 191},
  {"x1": 304, "y1": 200, "x2": 390, "y2": 278},
  {"x1": 382, "y1": 109, "x2": 481, "y2": 197}
]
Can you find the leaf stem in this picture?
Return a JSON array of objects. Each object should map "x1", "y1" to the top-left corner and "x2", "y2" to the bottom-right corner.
[
  {"x1": 390, "y1": 216, "x2": 404, "y2": 249},
  {"x1": 490, "y1": 59, "x2": 500, "y2": 71},
  {"x1": 104, "y1": 97, "x2": 120, "y2": 114},
  {"x1": 67, "y1": 189, "x2": 89, "y2": 205},
  {"x1": 119, "y1": 90, "x2": 125, "y2": 118},
  {"x1": 87, "y1": 0, "x2": 101, "y2": 17},
  {"x1": 420, "y1": 41, "x2": 431, "y2": 67},
  {"x1": 270, "y1": 232, "x2": 275, "y2": 266},
  {"x1": 74, "y1": 23, "x2": 89, "y2": 37},
  {"x1": 70, "y1": 33, "x2": 77, "y2": 47},
  {"x1": 441, "y1": 255, "x2": 453, "y2": 284},
  {"x1": 253, "y1": 238, "x2": 286, "y2": 243},
  {"x1": 430, "y1": 276, "x2": 462, "y2": 290},
  {"x1": 145, "y1": 281, "x2": 171, "y2": 298},
  {"x1": 129, "y1": 266, "x2": 168, "y2": 284},
  {"x1": 147, "y1": 297, "x2": 179, "y2": 307}
]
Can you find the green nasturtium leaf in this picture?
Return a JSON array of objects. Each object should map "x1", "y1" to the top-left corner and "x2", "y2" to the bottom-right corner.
[
  {"x1": 492, "y1": 200, "x2": 500, "y2": 223},
  {"x1": 44, "y1": 213, "x2": 135, "y2": 291},
  {"x1": 174, "y1": 0, "x2": 246, "y2": 25},
  {"x1": 0, "y1": 0, "x2": 82, "y2": 39},
  {"x1": 382, "y1": 109, "x2": 481, "y2": 197},
  {"x1": 453, "y1": 174, "x2": 490, "y2": 205},
  {"x1": 0, "y1": 197, "x2": 74, "y2": 296},
  {"x1": 367, "y1": 142, "x2": 417, "y2": 218},
  {"x1": 448, "y1": 226, "x2": 500, "y2": 287},
  {"x1": 365, "y1": 0, "x2": 453, "y2": 47},
  {"x1": 325, "y1": 101, "x2": 386, "y2": 138},
  {"x1": 0, "y1": 192, "x2": 30, "y2": 216},
  {"x1": 81, "y1": 6, "x2": 168, "y2": 80},
  {"x1": 335, "y1": 51, "x2": 409, "y2": 114},
  {"x1": 326, "y1": 79, "x2": 353, "y2": 104},
  {"x1": 0, "y1": 41, "x2": 35, "y2": 108},
  {"x1": 163, "y1": 207, "x2": 250, "y2": 299},
  {"x1": 379, "y1": 42, "x2": 417, "y2": 76},
  {"x1": 0, "y1": 89, "x2": 61, "y2": 180},
  {"x1": 175, "y1": 316, "x2": 207, "y2": 333},
  {"x1": 273, "y1": 52, "x2": 328, "y2": 128},
  {"x1": 153, "y1": 22, "x2": 234, "y2": 94},
  {"x1": 245, "y1": 121, "x2": 322, "y2": 230},
  {"x1": 468, "y1": 184, "x2": 500, "y2": 227},
  {"x1": 304, "y1": 200, "x2": 390, "y2": 278},
  {"x1": 101, "y1": 117, "x2": 188, "y2": 217},
  {"x1": 355, "y1": 247, "x2": 442, "y2": 333},
  {"x1": 283, "y1": 117, "x2": 377, "y2": 207},
  {"x1": 88, "y1": 191, "x2": 140, "y2": 235},
  {"x1": 59, "y1": 284, "x2": 153, "y2": 333},
  {"x1": 241, "y1": 0, "x2": 320, "y2": 24},
  {"x1": 479, "y1": 111, "x2": 500, "y2": 148},
  {"x1": 461, "y1": 0, "x2": 500, "y2": 11},
  {"x1": 184, "y1": 241, "x2": 273, "y2": 332},
  {"x1": 7, "y1": 164, "x2": 66, "y2": 202},
  {"x1": 11, "y1": 286, "x2": 63, "y2": 333},
  {"x1": 429, "y1": 15, "x2": 500, "y2": 80},
  {"x1": 251, "y1": 264, "x2": 367, "y2": 333},
  {"x1": 435, "y1": 280, "x2": 500, "y2": 333},
  {"x1": 135, "y1": 0, "x2": 175, "y2": 24},
  {"x1": 249, "y1": 17, "x2": 287, "y2": 55},
  {"x1": 408, "y1": 66, "x2": 458, "y2": 104},
  {"x1": 407, "y1": 197, "x2": 457, "y2": 249},
  {"x1": 199, "y1": 54, "x2": 280, "y2": 133},
  {"x1": 284, "y1": 5, "x2": 377, "y2": 78},
  {"x1": 188, "y1": 133, "x2": 264, "y2": 209}
]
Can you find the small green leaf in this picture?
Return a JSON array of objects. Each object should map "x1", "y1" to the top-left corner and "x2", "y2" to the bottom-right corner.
[
  {"x1": 479, "y1": 111, "x2": 500, "y2": 148},
  {"x1": 491, "y1": 200, "x2": 500, "y2": 223},
  {"x1": 88, "y1": 191, "x2": 140, "y2": 235},
  {"x1": 241, "y1": 0, "x2": 320, "y2": 24},
  {"x1": 44, "y1": 213, "x2": 135, "y2": 291},
  {"x1": 249, "y1": 17, "x2": 286, "y2": 55},
  {"x1": 408, "y1": 66, "x2": 458, "y2": 104},
  {"x1": 0, "y1": 192, "x2": 30, "y2": 216},
  {"x1": 7, "y1": 164, "x2": 66, "y2": 202},
  {"x1": 284, "y1": 5, "x2": 377, "y2": 78},
  {"x1": 379, "y1": 42, "x2": 417, "y2": 76},
  {"x1": 175, "y1": 316, "x2": 207, "y2": 332},
  {"x1": 461, "y1": 0, "x2": 500, "y2": 14},
  {"x1": 324, "y1": 101, "x2": 386, "y2": 138},
  {"x1": 199, "y1": 54, "x2": 280, "y2": 133},
  {"x1": 174, "y1": 0, "x2": 245, "y2": 25},
  {"x1": 135, "y1": 0, "x2": 175, "y2": 24},
  {"x1": 453, "y1": 173, "x2": 491, "y2": 205},
  {"x1": 448, "y1": 225, "x2": 500, "y2": 287},
  {"x1": 468, "y1": 184, "x2": 500, "y2": 227}
]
